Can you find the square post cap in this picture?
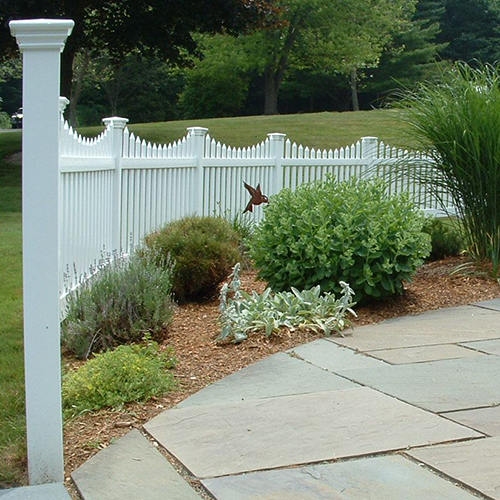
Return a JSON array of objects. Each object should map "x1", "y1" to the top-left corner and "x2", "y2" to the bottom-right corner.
[{"x1": 10, "y1": 19, "x2": 74, "y2": 52}]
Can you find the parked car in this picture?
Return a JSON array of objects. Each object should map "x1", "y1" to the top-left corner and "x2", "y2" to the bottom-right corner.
[{"x1": 11, "y1": 107, "x2": 23, "y2": 128}]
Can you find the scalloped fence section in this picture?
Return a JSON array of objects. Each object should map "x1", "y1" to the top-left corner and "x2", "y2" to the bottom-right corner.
[{"x1": 58, "y1": 119, "x2": 455, "y2": 310}]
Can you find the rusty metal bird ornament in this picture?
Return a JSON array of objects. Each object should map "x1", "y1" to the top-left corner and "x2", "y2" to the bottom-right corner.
[{"x1": 243, "y1": 182, "x2": 269, "y2": 213}]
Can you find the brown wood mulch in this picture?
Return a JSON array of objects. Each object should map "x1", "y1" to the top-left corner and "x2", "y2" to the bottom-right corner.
[{"x1": 60, "y1": 255, "x2": 499, "y2": 495}]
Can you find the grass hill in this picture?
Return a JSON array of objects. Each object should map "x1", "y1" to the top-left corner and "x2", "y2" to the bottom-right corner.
[{"x1": 82, "y1": 109, "x2": 408, "y2": 150}]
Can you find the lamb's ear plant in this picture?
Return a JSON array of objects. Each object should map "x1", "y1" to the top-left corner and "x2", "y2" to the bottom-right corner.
[
  {"x1": 396, "y1": 62, "x2": 500, "y2": 277},
  {"x1": 219, "y1": 264, "x2": 356, "y2": 344}
]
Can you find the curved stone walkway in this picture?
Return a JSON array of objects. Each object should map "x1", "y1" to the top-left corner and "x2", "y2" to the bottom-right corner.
[{"x1": 9, "y1": 299, "x2": 500, "y2": 499}]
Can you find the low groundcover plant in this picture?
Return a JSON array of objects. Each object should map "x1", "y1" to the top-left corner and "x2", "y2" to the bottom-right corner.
[
  {"x1": 62, "y1": 337, "x2": 176, "y2": 418},
  {"x1": 218, "y1": 263, "x2": 356, "y2": 343}
]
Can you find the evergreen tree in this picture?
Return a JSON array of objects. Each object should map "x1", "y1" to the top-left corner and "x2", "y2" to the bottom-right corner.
[
  {"x1": 437, "y1": 0, "x2": 500, "y2": 63},
  {"x1": 362, "y1": 0, "x2": 447, "y2": 105}
]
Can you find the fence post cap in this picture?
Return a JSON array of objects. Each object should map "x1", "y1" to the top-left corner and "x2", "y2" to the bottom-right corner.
[
  {"x1": 187, "y1": 126, "x2": 209, "y2": 136},
  {"x1": 102, "y1": 117, "x2": 129, "y2": 129},
  {"x1": 10, "y1": 19, "x2": 74, "y2": 51},
  {"x1": 59, "y1": 96, "x2": 70, "y2": 113},
  {"x1": 267, "y1": 132, "x2": 287, "y2": 140}
]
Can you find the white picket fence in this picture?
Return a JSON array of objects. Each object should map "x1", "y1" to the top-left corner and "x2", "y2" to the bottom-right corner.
[{"x1": 59, "y1": 110, "x2": 454, "y2": 305}]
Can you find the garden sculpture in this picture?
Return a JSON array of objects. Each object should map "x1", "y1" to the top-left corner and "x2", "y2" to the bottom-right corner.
[{"x1": 243, "y1": 182, "x2": 269, "y2": 213}]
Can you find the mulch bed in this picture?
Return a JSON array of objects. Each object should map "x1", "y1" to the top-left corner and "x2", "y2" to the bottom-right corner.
[{"x1": 60, "y1": 255, "x2": 500, "y2": 496}]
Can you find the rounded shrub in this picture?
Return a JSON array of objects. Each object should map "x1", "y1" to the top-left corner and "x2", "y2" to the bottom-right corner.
[
  {"x1": 422, "y1": 217, "x2": 463, "y2": 260},
  {"x1": 61, "y1": 249, "x2": 174, "y2": 359},
  {"x1": 145, "y1": 216, "x2": 241, "y2": 302},
  {"x1": 250, "y1": 177, "x2": 431, "y2": 303}
]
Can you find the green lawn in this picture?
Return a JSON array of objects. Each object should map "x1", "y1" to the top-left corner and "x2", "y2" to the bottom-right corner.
[
  {"x1": 0, "y1": 109, "x2": 408, "y2": 487},
  {"x1": 82, "y1": 109, "x2": 409, "y2": 150},
  {"x1": 0, "y1": 130, "x2": 25, "y2": 487}
]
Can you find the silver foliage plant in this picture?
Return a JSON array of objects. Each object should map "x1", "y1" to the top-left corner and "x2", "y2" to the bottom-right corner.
[{"x1": 219, "y1": 263, "x2": 357, "y2": 344}]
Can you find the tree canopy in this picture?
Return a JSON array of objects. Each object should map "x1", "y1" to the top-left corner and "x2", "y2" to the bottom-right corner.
[
  {"x1": 180, "y1": 0, "x2": 416, "y2": 114},
  {"x1": 0, "y1": 0, "x2": 276, "y2": 103}
]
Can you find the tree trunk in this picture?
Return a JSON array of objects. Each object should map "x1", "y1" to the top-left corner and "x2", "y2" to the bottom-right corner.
[
  {"x1": 69, "y1": 49, "x2": 90, "y2": 127},
  {"x1": 264, "y1": 69, "x2": 279, "y2": 115},
  {"x1": 262, "y1": 9, "x2": 305, "y2": 116},
  {"x1": 350, "y1": 69, "x2": 359, "y2": 112}
]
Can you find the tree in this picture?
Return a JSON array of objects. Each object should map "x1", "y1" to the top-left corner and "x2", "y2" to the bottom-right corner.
[
  {"x1": 230, "y1": 0, "x2": 416, "y2": 114},
  {"x1": 437, "y1": 0, "x2": 500, "y2": 63},
  {"x1": 362, "y1": 0, "x2": 448, "y2": 105},
  {"x1": 74, "y1": 54, "x2": 185, "y2": 125},
  {"x1": 0, "y1": 0, "x2": 276, "y2": 116},
  {"x1": 179, "y1": 36, "x2": 252, "y2": 119},
  {"x1": 0, "y1": 57, "x2": 22, "y2": 114}
]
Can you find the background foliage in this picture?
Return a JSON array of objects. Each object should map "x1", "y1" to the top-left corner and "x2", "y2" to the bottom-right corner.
[{"x1": 3, "y1": 0, "x2": 500, "y2": 123}]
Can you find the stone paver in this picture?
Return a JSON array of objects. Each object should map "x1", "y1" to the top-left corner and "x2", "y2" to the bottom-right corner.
[
  {"x1": 332, "y1": 306, "x2": 500, "y2": 352},
  {"x1": 366, "y1": 344, "x2": 482, "y2": 365},
  {"x1": 338, "y1": 355, "x2": 500, "y2": 412},
  {"x1": 202, "y1": 455, "x2": 480, "y2": 500},
  {"x1": 473, "y1": 298, "x2": 500, "y2": 312},
  {"x1": 177, "y1": 352, "x2": 356, "y2": 408},
  {"x1": 407, "y1": 436, "x2": 500, "y2": 499},
  {"x1": 0, "y1": 484, "x2": 71, "y2": 500},
  {"x1": 445, "y1": 406, "x2": 500, "y2": 436},
  {"x1": 145, "y1": 387, "x2": 480, "y2": 479},
  {"x1": 461, "y1": 339, "x2": 500, "y2": 356},
  {"x1": 72, "y1": 429, "x2": 202, "y2": 500},
  {"x1": 289, "y1": 339, "x2": 386, "y2": 371}
]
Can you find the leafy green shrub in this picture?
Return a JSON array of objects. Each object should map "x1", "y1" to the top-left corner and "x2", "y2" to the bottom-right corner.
[
  {"x1": 398, "y1": 62, "x2": 500, "y2": 276},
  {"x1": 62, "y1": 249, "x2": 174, "y2": 359},
  {"x1": 145, "y1": 216, "x2": 241, "y2": 302},
  {"x1": 250, "y1": 177, "x2": 431, "y2": 303},
  {"x1": 422, "y1": 218, "x2": 463, "y2": 260},
  {"x1": 219, "y1": 264, "x2": 356, "y2": 343},
  {"x1": 63, "y1": 338, "x2": 176, "y2": 417}
]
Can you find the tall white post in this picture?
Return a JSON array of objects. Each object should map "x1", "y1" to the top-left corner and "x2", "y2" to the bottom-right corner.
[
  {"x1": 187, "y1": 126, "x2": 209, "y2": 215},
  {"x1": 268, "y1": 132, "x2": 286, "y2": 195},
  {"x1": 102, "y1": 117, "x2": 129, "y2": 252},
  {"x1": 10, "y1": 19, "x2": 74, "y2": 485}
]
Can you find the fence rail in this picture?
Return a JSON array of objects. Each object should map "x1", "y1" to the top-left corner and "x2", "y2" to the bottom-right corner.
[{"x1": 58, "y1": 112, "x2": 455, "y2": 307}]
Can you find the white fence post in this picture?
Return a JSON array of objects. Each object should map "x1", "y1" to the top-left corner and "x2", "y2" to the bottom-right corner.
[
  {"x1": 361, "y1": 136, "x2": 379, "y2": 179},
  {"x1": 9, "y1": 18, "x2": 74, "y2": 485},
  {"x1": 268, "y1": 132, "x2": 286, "y2": 195},
  {"x1": 361, "y1": 136, "x2": 378, "y2": 158},
  {"x1": 102, "y1": 116, "x2": 129, "y2": 252},
  {"x1": 187, "y1": 126, "x2": 209, "y2": 215}
]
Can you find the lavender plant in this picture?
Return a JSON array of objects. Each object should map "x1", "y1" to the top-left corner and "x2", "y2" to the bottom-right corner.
[{"x1": 61, "y1": 247, "x2": 174, "y2": 359}]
